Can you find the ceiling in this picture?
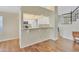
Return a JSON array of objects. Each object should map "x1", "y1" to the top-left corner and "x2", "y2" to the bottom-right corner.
[
  {"x1": 0, "y1": 6, "x2": 54, "y2": 20},
  {"x1": 0, "y1": 6, "x2": 54, "y2": 14},
  {"x1": 0, "y1": 6, "x2": 20, "y2": 13},
  {"x1": 22, "y1": 6, "x2": 53, "y2": 16},
  {"x1": 42, "y1": 6, "x2": 55, "y2": 11},
  {"x1": 1, "y1": 6, "x2": 76, "y2": 15}
]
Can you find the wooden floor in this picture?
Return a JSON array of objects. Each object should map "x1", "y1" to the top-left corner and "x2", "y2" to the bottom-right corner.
[{"x1": 0, "y1": 37, "x2": 79, "y2": 52}]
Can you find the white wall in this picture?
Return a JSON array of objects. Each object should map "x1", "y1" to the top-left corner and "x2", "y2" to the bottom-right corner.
[
  {"x1": 59, "y1": 19, "x2": 79, "y2": 40},
  {"x1": 49, "y1": 7, "x2": 59, "y2": 40},
  {"x1": 59, "y1": 24, "x2": 79, "y2": 40},
  {"x1": 0, "y1": 12, "x2": 19, "y2": 41}
]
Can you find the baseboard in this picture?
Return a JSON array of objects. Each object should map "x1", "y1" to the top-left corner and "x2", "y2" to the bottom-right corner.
[
  {"x1": 20, "y1": 39, "x2": 49, "y2": 48},
  {"x1": 61, "y1": 36, "x2": 74, "y2": 41},
  {"x1": 0, "y1": 37, "x2": 19, "y2": 42}
]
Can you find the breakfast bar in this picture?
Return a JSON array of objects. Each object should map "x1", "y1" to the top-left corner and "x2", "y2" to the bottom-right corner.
[{"x1": 21, "y1": 27, "x2": 54, "y2": 48}]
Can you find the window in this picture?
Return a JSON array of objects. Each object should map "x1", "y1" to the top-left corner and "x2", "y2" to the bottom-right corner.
[
  {"x1": 38, "y1": 17, "x2": 49, "y2": 24},
  {"x1": 38, "y1": 17, "x2": 50, "y2": 27},
  {"x1": 0, "y1": 16, "x2": 3, "y2": 32}
]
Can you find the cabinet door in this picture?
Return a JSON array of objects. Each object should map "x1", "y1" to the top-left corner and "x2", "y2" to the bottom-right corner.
[{"x1": 28, "y1": 29, "x2": 41, "y2": 45}]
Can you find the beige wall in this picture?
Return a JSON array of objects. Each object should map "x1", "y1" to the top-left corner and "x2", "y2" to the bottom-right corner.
[{"x1": 0, "y1": 12, "x2": 19, "y2": 41}]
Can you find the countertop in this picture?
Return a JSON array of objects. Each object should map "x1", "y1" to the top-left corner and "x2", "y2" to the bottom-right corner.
[{"x1": 23, "y1": 27, "x2": 53, "y2": 30}]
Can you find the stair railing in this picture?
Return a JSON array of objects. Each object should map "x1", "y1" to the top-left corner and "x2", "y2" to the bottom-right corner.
[
  {"x1": 62, "y1": 6, "x2": 79, "y2": 24},
  {"x1": 62, "y1": 12, "x2": 72, "y2": 24},
  {"x1": 72, "y1": 6, "x2": 79, "y2": 22}
]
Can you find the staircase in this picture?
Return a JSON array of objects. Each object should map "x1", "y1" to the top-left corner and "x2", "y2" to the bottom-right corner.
[
  {"x1": 62, "y1": 6, "x2": 79, "y2": 24},
  {"x1": 58, "y1": 6, "x2": 79, "y2": 40}
]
